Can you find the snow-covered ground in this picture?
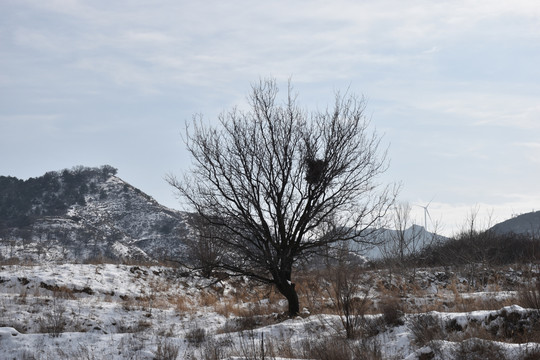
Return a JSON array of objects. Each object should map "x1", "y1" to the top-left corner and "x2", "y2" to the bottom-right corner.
[{"x1": 1, "y1": 263, "x2": 539, "y2": 359}]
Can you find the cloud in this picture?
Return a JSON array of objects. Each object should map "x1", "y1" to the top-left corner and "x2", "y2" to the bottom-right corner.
[
  {"x1": 410, "y1": 196, "x2": 540, "y2": 236},
  {"x1": 121, "y1": 31, "x2": 175, "y2": 44},
  {"x1": 513, "y1": 142, "x2": 540, "y2": 164},
  {"x1": 8, "y1": 0, "x2": 538, "y2": 96},
  {"x1": 514, "y1": 142, "x2": 540, "y2": 149},
  {"x1": 2, "y1": 0, "x2": 540, "y2": 228}
]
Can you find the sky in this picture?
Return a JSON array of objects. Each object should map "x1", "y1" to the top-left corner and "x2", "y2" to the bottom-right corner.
[{"x1": 1, "y1": 0, "x2": 540, "y2": 236}]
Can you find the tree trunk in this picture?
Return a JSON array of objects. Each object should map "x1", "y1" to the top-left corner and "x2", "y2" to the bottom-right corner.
[{"x1": 276, "y1": 280, "x2": 300, "y2": 317}]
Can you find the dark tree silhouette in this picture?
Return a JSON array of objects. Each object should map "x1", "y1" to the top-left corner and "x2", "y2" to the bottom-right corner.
[{"x1": 168, "y1": 79, "x2": 396, "y2": 316}]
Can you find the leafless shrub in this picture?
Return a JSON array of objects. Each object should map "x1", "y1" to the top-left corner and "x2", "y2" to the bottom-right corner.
[
  {"x1": 184, "y1": 215, "x2": 225, "y2": 279},
  {"x1": 39, "y1": 282, "x2": 77, "y2": 299},
  {"x1": 263, "y1": 334, "x2": 296, "y2": 359},
  {"x1": 37, "y1": 295, "x2": 67, "y2": 337},
  {"x1": 519, "y1": 279, "x2": 540, "y2": 311},
  {"x1": 445, "y1": 318, "x2": 464, "y2": 333},
  {"x1": 199, "y1": 291, "x2": 219, "y2": 308},
  {"x1": 454, "y1": 338, "x2": 507, "y2": 360},
  {"x1": 301, "y1": 336, "x2": 382, "y2": 360},
  {"x1": 326, "y1": 259, "x2": 373, "y2": 339},
  {"x1": 72, "y1": 344, "x2": 99, "y2": 360},
  {"x1": 198, "y1": 338, "x2": 233, "y2": 360},
  {"x1": 171, "y1": 294, "x2": 191, "y2": 313},
  {"x1": 302, "y1": 338, "x2": 350, "y2": 360},
  {"x1": 155, "y1": 323, "x2": 176, "y2": 337},
  {"x1": 186, "y1": 327, "x2": 207, "y2": 346},
  {"x1": 153, "y1": 337, "x2": 180, "y2": 360},
  {"x1": 121, "y1": 296, "x2": 138, "y2": 311},
  {"x1": 234, "y1": 332, "x2": 275, "y2": 360},
  {"x1": 380, "y1": 296, "x2": 404, "y2": 327},
  {"x1": 409, "y1": 313, "x2": 444, "y2": 346},
  {"x1": 361, "y1": 340, "x2": 383, "y2": 360},
  {"x1": 115, "y1": 318, "x2": 152, "y2": 334},
  {"x1": 17, "y1": 350, "x2": 37, "y2": 360},
  {"x1": 485, "y1": 307, "x2": 540, "y2": 343},
  {"x1": 136, "y1": 319, "x2": 152, "y2": 332},
  {"x1": 522, "y1": 343, "x2": 540, "y2": 360},
  {"x1": 218, "y1": 310, "x2": 278, "y2": 334},
  {"x1": 17, "y1": 289, "x2": 28, "y2": 305}
]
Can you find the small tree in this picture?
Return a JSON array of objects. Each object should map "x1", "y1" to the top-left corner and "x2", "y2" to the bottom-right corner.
[
  {"x1": 169, "y1": 79, "x2": 396, "y2": 316},
  {"x1": 327, "y1": 245, "x2": 372, "y2": 339},
  {"x1": 379, "y1": 202, "x2": 437, "y2": 281},
  {"x1": 185, "y1": 215, "x2": 225, "y2": 278},
  {"x1": 379, "y1": 203, "x2": 420, "y2": 262}
]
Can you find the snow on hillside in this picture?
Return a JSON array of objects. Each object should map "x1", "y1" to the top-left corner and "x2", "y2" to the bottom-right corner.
[
  {"x1": 1, "y1": 263, "x2": 539, "y2": 359},
  {"x1": 0, "y1": 169, "x2": 192, "y2": 264}
]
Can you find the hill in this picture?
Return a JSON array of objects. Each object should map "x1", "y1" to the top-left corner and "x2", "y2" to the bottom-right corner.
[
  {"x1": 489, "y1": 210, "x2": 540, "y2": 238},
  {"x1": 0, "y1": 166, "x2": 191, "y2": 263},
  {"x1": 366, "y1": 224, "x2": 448, "y2": 259}
]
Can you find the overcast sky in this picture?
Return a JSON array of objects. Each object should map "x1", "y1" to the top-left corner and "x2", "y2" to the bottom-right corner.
[{"x1": 1, "y1": 0, "x2": 539, "y2": 235}]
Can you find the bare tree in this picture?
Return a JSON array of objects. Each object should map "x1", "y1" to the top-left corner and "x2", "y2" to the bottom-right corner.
[
  {"x1": 326, "y1": 245, "x2": 373, "y2": 339},
  {"x1": 379, "y1": 202, "x2": 419, "y2": 280},
  {"x1": 379, "y1": 202, "x2": 442, "y2": 280},
  {"x1": 446, "y1": 206, "x2": 496, "y2": 290},
  {"x1": 168, "y1": 79, "x2": 396, "y2": 316},
  {"x1": 383, "y1": 203, "x2": 420, "y2": 262},
  {"x1": 184, "y1": 215, "x2": 225, "y2": 278}
]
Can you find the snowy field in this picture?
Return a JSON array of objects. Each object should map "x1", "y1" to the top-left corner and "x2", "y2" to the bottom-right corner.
[{"x1": 1, "y1": 263, "x2": 539, "y2": 359}]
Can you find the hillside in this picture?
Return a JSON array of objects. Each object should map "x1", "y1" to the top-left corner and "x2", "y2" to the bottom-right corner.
[
  {"x1": 1, "y1": 262, "x2": 539, "y2": 359},
  {"x1": 490, "y1": 210, "x2": 540, "y2": 238},
  {"x1": 2, "y1": 167, "x2": 540, "y2": 359},
  {"x1": 0, "y1": 166, "x2": 191, "y2": 263},
  {"x1": 365, "y1": 224, "x2": 448, "y2": 259}
]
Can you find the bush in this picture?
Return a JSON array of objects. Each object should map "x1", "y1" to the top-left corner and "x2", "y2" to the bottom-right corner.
[
  {"x1": 301, "y1": 337, "x2": 382, "y2": 360},
  {"x1": 234, "y1": 332, "x2": 274, "y2": 360},
  {"x1": 199, "y1": 338, "x2": 233, "y2": 360},
  {"x1": 37, "y1": 297, "x2": 67, "y2": 337},
  {"x1": 419, "y1": 231, "x2": 540, "y2": 267},
  {"x1": 519, "y1": 280, "x2": 540, "y2": 311},
  {"x1": 186, "y1": 327, "x2": 206, "y2": 346},
  {"x1": 409, "y1": 314, "x2": 444, "y2": 346},
  {"x1": 154, "y1": 337, "x2": 180, "y2": 360},
  {"x1": 454, "y1": 338, "x2": 507, "y2": 360},
  {"x1": 522, "y1": 344, "x2": 540, "y2": 360},
  {"x1": 302, "y1": 338, "x2": 350, "y2": 360},
  {"x1": 327, "y1": 263, "x2": 373, "y2": 339},
  {"x1": 380, "y1": 296, "x2": 404, "y2": 327}
]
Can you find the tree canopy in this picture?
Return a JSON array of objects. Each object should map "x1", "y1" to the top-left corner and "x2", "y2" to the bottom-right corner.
[{"x1": 169, "y1": 79, "x2": 396, "y2": 315}]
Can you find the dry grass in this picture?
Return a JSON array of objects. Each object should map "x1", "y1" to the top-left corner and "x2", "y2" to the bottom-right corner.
[
  {"x1": 454, "y1": 295, "x2": 516, "y2": 313},
  {"x1": 170, "y1": 295, "x2": 192, "y2": 313},
  {"x1": 518, "y1": 279, "x2": 540, "y2": 310},
  {"x1": 199, "y1": 291, "x2": 220, "y2": 308}
]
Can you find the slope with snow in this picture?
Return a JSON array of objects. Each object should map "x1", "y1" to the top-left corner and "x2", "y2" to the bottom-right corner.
[
  {"x1": 0, "y1": 262, "x2": 539, "y2": 359},
  {"x1": 0, "y1": 167, "x2": 192, "y2": 263}
]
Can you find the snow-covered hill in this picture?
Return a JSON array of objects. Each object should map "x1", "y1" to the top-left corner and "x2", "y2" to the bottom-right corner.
[
  {"x1": 1, "y1": 262, "x2": 539, "y2": 359},
  {"x1": 0, "y1": 166, "x2": 192, "y2": 263}
]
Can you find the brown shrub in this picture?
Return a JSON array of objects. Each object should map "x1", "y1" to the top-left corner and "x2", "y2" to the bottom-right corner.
[
  {"x1": 409, "y1": 314, "x2": 444, "y2": 346},
  {"x1": 380, "y1": 296, "x2": 404, "y2": 327},
  {"x1": 454, "y1": 338, "x2": 507, "y2": 360},
  {"x1": 519, "y1": 279, "x2": 540, "y2": 311}
]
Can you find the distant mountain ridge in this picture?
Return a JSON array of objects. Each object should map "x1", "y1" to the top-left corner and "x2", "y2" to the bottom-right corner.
[
  {"x1": 489, "y1": 210, "x2": 540, "y2": 238},
  {"x1": 0, "y1": 166, "x2": 191, "y2": 263},
  {"x1": 2, "y1": 166, "x2": 538, "y2": 264},
  {"x1": 364, "y1": 224, "x2": 448, "y2": 259}
]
